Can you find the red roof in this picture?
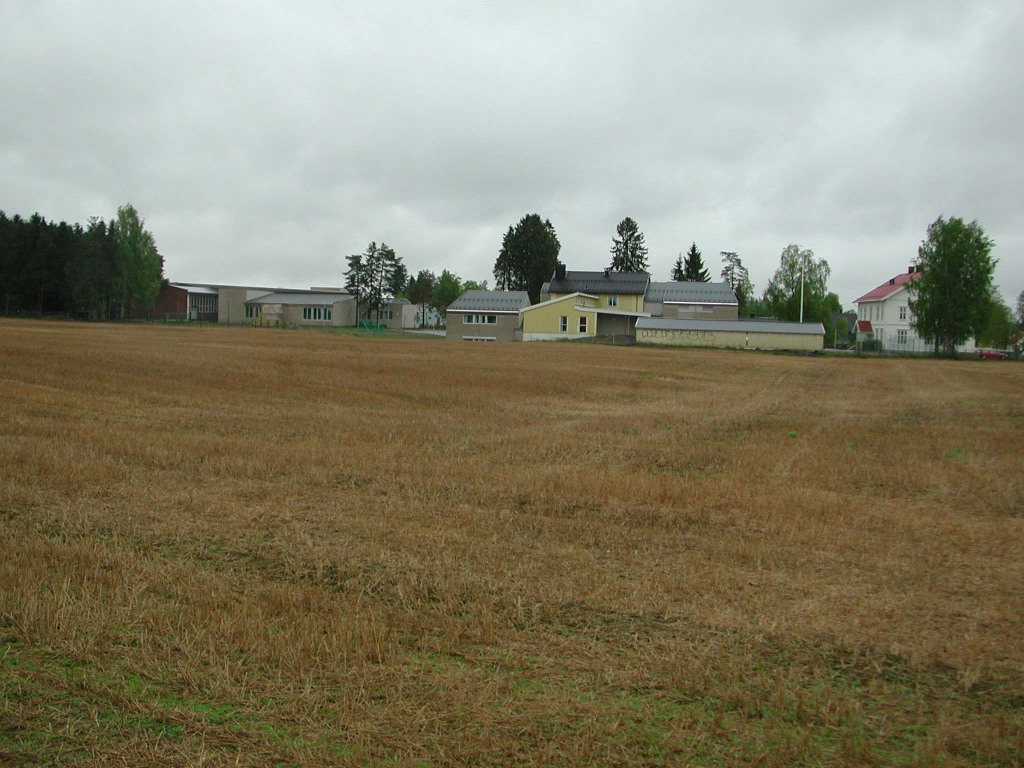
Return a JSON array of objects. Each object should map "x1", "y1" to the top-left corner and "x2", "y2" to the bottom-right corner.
[
  {"x1": 857, "y1": 320, "x2": 873, "y2": 333},
  {"x1": 854, "y1": 269, "x2": 921, "y2": 303}
]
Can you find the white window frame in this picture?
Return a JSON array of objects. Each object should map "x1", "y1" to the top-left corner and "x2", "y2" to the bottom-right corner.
[
  {"x1": 607, "y1": 296, "x2": 618, "y2": 307},
  {"x1": 559, "y1": 316, "x2": 567, "y2": 333},
  {"x1": 579, "y1": 316, "x2": 587, "y2": 333},
  {"x1": 899, "y1": 306, "x2": 907, "y2": 320},
  {"x1": 245, "y1": 305, "x2": 260, "y2": 319},
  {"x1": 897, "y1": 328, "x2": 908, "y2": 345}
]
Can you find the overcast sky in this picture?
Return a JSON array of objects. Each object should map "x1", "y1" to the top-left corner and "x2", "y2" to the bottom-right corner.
[{"x1": 2, "y1": 1, "x2": 1021, "y2": 306}]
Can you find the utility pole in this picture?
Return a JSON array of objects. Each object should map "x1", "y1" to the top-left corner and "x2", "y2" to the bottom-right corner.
[{"x1": 799, "y1": 254, "x2": 805, "y2": 323}]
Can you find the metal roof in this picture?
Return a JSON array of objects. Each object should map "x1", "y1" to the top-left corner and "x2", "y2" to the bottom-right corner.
[
  {"x1": 636, "y1": 317, "x2": 825, "y2": 335},
  {"x1": 854, "y1": 269, "x2": 921, "y2": 303},
  {"x1": 247, "y1": 291, "x2": 352, "y2": 306},
  {"x1": 169, "y1": 283, "x2": 218, "y2": 295},
  {"x1": 448, "y1": 290, "x2": 529, "y2": 312},
  {"x1": 547, "y1": 270, "x2": 650, "y2": 295},
  {"x1": 644, "y1": 281, "x2": 738, "y2": 304}
]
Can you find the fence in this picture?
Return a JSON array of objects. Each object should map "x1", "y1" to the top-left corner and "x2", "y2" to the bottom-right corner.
[{"x1": 880, "y1": 333, "x2": 935, "y2": 355}]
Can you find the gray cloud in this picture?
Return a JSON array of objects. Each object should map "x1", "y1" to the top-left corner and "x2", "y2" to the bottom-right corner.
[{"x1": 2, "y1": 0, "x2": 1021, "y2": 304}]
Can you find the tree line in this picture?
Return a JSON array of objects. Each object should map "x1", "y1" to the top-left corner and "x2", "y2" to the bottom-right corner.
[
  {"x1": 0, "y1": 205, "x2": 163, "y2": 319},
  {"x1": 343, "y1": 241, "x2": 488, "y2": 326},
  {"x1": 8, "y1": 204, "x2": 1017, "y2": 348}
]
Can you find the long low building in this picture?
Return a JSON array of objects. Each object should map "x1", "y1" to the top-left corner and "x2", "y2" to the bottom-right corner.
[
  {"x1": 245, "y1": 291, "x2": 357, "y2": 327},
  {"x1": 636, "y1": 317, "x2": 825, "y2": 351}
]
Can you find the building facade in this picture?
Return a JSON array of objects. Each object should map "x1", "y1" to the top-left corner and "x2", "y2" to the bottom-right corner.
[
  {"x1": 636, "y1": 317, "x2": 824, "y2": 351},
  {"x1": 525, "y1": 266, "x2": 741, "y2": 340},
  {"x1": 853, "y1": 267, "x2": 976, "y2": 353},
  {"x1": 245, "y1": 291, "x2": 357, "y2": 327},
  {"x1": 446, "y1": 290, "x2": 530, "y2": 342}
]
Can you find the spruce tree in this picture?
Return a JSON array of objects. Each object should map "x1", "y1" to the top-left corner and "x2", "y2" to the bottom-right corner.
[
  {"x1": 682, "y1": 242, "x2": 710, "y2": 282},
  {"x1": 609, "y1": 217, "x2": 649, "y2": 272},
  {"x1": 670, "y1": 253, "x2": 685, "y2": 281}
]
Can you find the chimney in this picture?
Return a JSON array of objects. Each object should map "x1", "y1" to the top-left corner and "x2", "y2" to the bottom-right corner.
[
  {"x1": 603, "y1": 268, "x2": 610, "y2": 277},
  {"x1": 555, "y1": 262, "x2": 566, "y2": 281},
  {"x1": 908, "y1": 265, "x2": 916, "y2": 274}
]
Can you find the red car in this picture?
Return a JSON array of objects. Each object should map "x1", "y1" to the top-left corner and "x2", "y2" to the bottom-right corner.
[{"x1": 977, "y1": 349, "x2": 1008, "y2": 360}]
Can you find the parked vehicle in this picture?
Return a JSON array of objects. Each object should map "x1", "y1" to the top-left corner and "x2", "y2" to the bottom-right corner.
[{"x1": 977, "y1": 348, "x2": 1008, "y2": 360}]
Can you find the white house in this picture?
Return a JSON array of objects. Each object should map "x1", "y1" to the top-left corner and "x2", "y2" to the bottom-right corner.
[{"x1": 853, "y1": 266, "x2": 976, "y2": 353}]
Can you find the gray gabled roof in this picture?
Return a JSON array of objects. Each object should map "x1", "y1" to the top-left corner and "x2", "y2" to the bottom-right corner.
[
  {"x1": 547, "y1": 270, "x2": 650, "y2": 295},
  {"x1": 447, "y1": 290, "x2": 530, "y2": 312},
  {"x1": 644, "y1": 281, "x2": 738, "y2": 304},
  {"x1": 636, "y1": 317, "x2": 825, "y2": 335},
  {"x1": 247, "y1": 291, "x2": 352, "y2": 306}
]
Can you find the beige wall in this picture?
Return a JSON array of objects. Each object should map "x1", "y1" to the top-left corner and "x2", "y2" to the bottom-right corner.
[
  {"x1": 217, "y1": 288, "x2": 246, "y2": 323},
  {"x1": 333, "y1": 298, "x2": 356, "y2": 326},
  {"x1": 662, "y1": 304, "x2": 739, "y2": 321},
  {"x1": 446, "y1": 312, "x2": 520, "y2": 342},
  {"x1": 596, "y1": 314, "x2": 631, "y2": 336},
  {"x1": 377, "y1": 303, "x2": 418, "y2": 329},
  {"x1": 279, "y1": 299, "x2": 356, "y2": 327},
  {"x1": 400, "y1": 304, "x2": 418, "y2": 329},
  {"x1": 220, "y1": 288, "x2": 274, "y2": 323},
  {"x1": 637, "y1": 326, "x2": 823, "y2": 351}
]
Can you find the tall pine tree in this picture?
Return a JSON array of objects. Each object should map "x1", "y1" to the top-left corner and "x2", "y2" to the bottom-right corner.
[
  {"x1": 670, "y1": 253, "x2": 685, "y2": 281},
  {"x1": 682, "y1": 242, "x2": 710, "y2": 282},
  {"x1": 720, "y1": 251, "x2": 753, "y2": 312},
  {"x1": 609, "y1": 217, "x2": 649, "y2": 272}
]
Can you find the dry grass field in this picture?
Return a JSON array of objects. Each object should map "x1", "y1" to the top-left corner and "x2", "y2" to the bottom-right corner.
[{"x1": 1, "y1": 318, "x2": 1023, "y2": 767}]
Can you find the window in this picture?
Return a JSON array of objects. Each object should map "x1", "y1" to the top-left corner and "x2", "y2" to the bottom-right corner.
[
  {"x1": 302, "y1": 307, "x2": 325, "y2": 320},
  {"x1": 579, "y1": 316, "x2": 587, "y2": 333},
  {"x1": 325, "y1": 308, "x2": 331, "y2": 320},
  {"x1": 245, "y1": 305, "x2": 260, "y2": 319},
  {"x1": 899, "y1": 306, "x2": 907, "y2": 320},
  {"x1": 463, "y1": 314, "x2": 497, "y2": 324},
  {"x1": 188, "y1": 293, "x2": 217, "y2": 315},
  {"x1": 463, "y1": 336, "x2": 496, "y2": 342},
  {"x1": 559, "y1": 316, "x2": 567, "y2": 333},
  {"x1": 897, "y1": 329, "x2": 908, "y2": 345},
  {"x1": 608, "y1": 296, "x2": 618, "y2": 307}
]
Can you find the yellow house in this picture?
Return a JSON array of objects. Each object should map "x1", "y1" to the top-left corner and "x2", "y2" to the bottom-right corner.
[
  {"x1": 522, "y1": 293, "x2": 601, "y2": 340},
  {"x1": 524, "y1": 267, "x2": 651, "y2": 340}
]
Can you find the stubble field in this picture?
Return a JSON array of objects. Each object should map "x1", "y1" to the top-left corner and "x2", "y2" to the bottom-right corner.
[{"x1": 1, "y1": 318, "x2": 1023, "y2": 766}]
